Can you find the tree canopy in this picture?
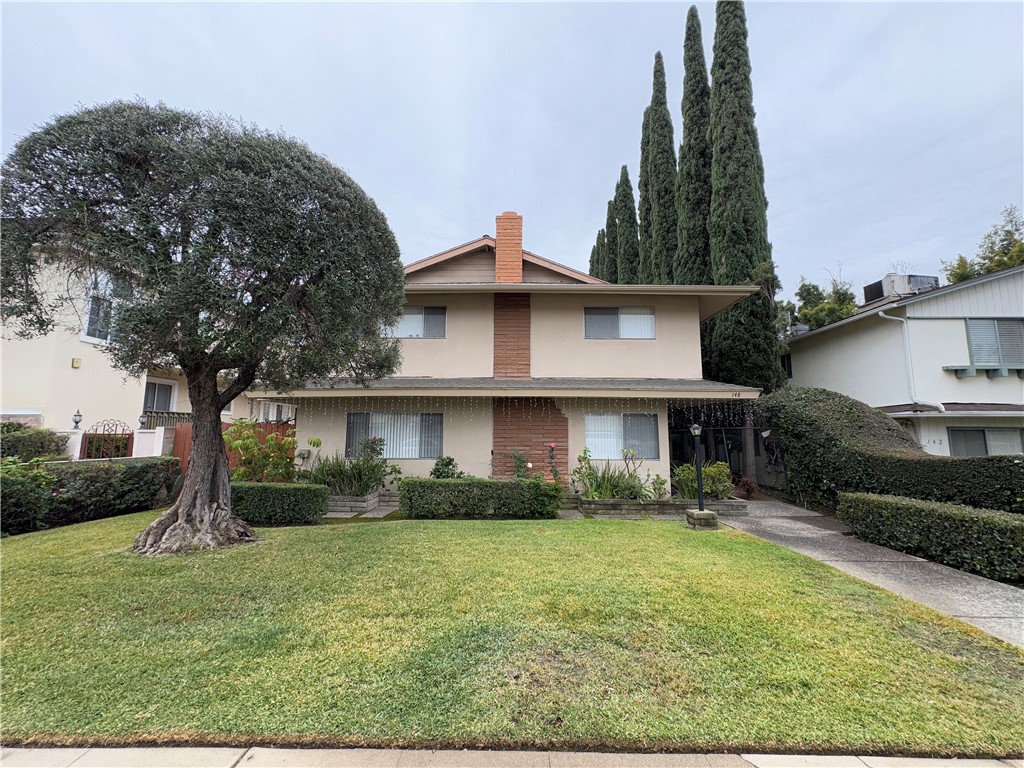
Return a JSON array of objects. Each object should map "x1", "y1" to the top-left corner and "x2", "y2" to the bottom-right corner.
[
  {"x1": 942, "y1": 205, "x2": 1024, "y2": 284},
  {"x1": 1, "y1": 101, "x2": 406, "y2": 554},
  {"x1": 786, "y1": 275, "x2": 857, "y2": 332}
]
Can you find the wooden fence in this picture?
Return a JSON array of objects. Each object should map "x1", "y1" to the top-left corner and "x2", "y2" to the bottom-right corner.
[{"x1": 171, "y1": 422, "x2": 292, "y2": 476}]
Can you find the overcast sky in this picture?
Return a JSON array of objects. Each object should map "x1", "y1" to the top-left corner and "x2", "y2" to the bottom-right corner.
[{"x1": 3, "y1": 2, "x2": 1022, "y2": 303}]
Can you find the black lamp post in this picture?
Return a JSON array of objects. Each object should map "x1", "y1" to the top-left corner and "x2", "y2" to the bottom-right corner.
[
  {"x1": 689, "y1": 423, "x2": 705, "y2": 512},
  {"x1": 72, "y1": 409, "x2": 83, "y2": 430}
]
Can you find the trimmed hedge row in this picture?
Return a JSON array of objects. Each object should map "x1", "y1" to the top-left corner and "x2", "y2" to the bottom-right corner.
[
  {"x1": 400, "y1": 477, "x2": 562, "y2": 519},
  {"x1": 231, "y1": 482, "x2": 328, "y2": 526},
  {"x1": 0, "y1": 428, "x2": 69, "y2": 460},
  {"x1": 837, "y1": 492, "x2": 1024, "y2": 583},
  {"x1": 755, "y1": 387, "x2": 1024, "y2": 512}
]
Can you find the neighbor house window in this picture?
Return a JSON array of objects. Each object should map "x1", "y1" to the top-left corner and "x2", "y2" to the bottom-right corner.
[
  {"x1": 144, "y1": 381, "x2": 174, "y2": 411},
  {"x1": 948, "y1": 427, "x2": 1024, "y2": 457},
  {"x1": 346, "y1": 412, "x2": 443, "y2": 459},
  {"x1": 389, "y1": 307, "x2": 446, "y2": 338},
  {"x1": 81, "y1": 272, "x2": 114, "y2": 343},
  {"x1": 584, "y1": 307, "x2": 655, "y2": 339},
  {"x1": 584, "y1": 412, "x2": 659, "y2": 460},
  {"x1": 966, "y1": 319, "x2": 1024, "y2": 366}
]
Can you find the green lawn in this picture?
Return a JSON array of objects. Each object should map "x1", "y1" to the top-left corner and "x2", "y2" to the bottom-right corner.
[{"x1": 2, "y1": 512, "x2": 1023, "y2": 756}]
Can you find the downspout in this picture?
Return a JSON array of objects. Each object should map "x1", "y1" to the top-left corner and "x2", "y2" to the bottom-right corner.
[{"x1": 876, "y1": 310, "x2": 946, "y2": 413}]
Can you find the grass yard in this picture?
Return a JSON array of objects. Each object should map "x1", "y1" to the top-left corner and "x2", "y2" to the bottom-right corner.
[{"x1": 2, "y1": 512, "x2": 1023, "y2": 756}]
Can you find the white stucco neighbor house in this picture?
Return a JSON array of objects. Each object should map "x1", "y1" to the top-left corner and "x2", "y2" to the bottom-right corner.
[{"x1": 786, "y1": 265, "x2": 1024, "y2": 457}]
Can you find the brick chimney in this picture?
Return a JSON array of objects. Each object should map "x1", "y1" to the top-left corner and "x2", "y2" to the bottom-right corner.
[{"x1": 495, "y1": 211, "x2": 523, "y2": 283}]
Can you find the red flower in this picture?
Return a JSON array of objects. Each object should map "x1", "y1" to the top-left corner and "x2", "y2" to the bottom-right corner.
[{"x1": 548, "y1": 443, "x2": 557, "y2": 449}]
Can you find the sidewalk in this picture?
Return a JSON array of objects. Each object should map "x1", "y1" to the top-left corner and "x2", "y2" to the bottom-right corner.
[
  {"x1": 1, "y1": 748, "x2": 1021, "y2": 768},
  {"x1": 721, "y1": 500, "x2": 1024, "y2": 648}
]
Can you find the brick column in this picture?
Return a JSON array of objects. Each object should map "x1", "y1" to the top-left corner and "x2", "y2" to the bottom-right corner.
[
  {"x1": 493, "y1": 293, "x2": 531, "y2": 379},
  {"x1": 495, "y1": 211, "x2": 523, "y2": 283},
  {"x1": 492, "y1": 397, "x2": 569, "y2": 484}
]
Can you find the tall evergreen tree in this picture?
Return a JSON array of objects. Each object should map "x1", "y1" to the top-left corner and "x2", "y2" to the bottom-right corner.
[
  {"x1": 588, "y1": 229, "x2": 605, "y2": 279},
  {"x1": 603, "y1": 199, "x2": 619, "y2": 283},
  {"x1": 707, "y1": 0, "x2": 781, "y2": 394},
  {"x1": 675, "y1": 6, "x2": 713, "y2": 287},
  {"x1": 646, "y1": 52, "x2": 678, "y2": 285},
  {"x1": 637, "y1": 106, "x2": 653, "y2": 283},
  {"x1": 614, "y1": 165, "x2": 641, "y2": 284}
]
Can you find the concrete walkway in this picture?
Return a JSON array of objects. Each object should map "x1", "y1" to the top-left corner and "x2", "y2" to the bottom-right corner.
[
  {"x1": 722, "y1": 500, "x2": 1024, "y2": 648},
  {"x1": 1, "y1": 748, "x2": 1020, "y2": 768}
]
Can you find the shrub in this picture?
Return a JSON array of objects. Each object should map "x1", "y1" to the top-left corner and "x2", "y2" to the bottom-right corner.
[
  {"x1": 0, "y1": 427, "x2": 69, "y2": 460},
  {"x1": 231, "y1": 482, "x2": 329, "y2": 525},
  {"x1": 755, "y1": 386, "x2": 1024, "y2": 512},
  {"x1": 0, "y1": 458, "x2": 56, "y2": 535},
  {"x1": 309, "y1": 439, "x2": 401, "y2": 496},
  {"x1": 838, "y1": 492, "x2": 1024, "y2": 583},
  {"x1": 430, "y1": 456, "x2": 465, "y2": 479},
  {"x1": 400, "y1": 477, "x2": 562, "y2": 519},
  {"x1": 224, "y1": 420, "x2": 302, "y2": 483},
  {"x1": 46, "y1": 457, "x2": 180, "y2": 527},
  {"x1": 1, "y1": 421, "x2": 27, "y2": 436},
  {"x1": 672, "y1": 462, "x2": 734, "y2": 500},
  {"x1": 570, "y1": 447, "x2": 659, "y2": 500}
]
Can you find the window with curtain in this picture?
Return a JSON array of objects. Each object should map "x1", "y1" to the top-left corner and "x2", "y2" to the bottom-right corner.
[
  {"x1": 346, "y1": 412, "x2": 443, "y2": 458},
  {"x1": 584, "y1": 412, "x2": 659, "y2": 459},
  {"x1": 948, "y1": 427, "x2": 1024, "y2": 456},
  {"x1": 966, "y1": 319, "x2": 1024, "y2": 366},
  {"x1": 584, "y1": 307, "x2": 655, "y2": 339},
  {"x1": 388, "y1": 307, "x2": 447, "y2": 338}
]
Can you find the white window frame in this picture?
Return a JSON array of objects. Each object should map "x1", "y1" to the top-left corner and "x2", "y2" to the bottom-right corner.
[
  {"x1": 583, "y1": 307, "x2": 656, "y2": 339},
  {"x1": 143, "y1": 378, "x2": 178, "y2": 412},
  {"x1": 965, "y1": 318, "x2": 1024, "y2": 367},
  {"x1": 584, "y1": 412, "x2": 660, "y2": 460},
  {"x1": 387, "y1": 306, "x2": 447, "y2": 339},
  {"x1": 79, "y1": 272, "x2": 115, "y2": 345},
  {"x1": 948, "y1": 426, "x2": 1024, "y2": 457},
  {"x1": 258, "y1": 401, "x2": 296, "y2": 423}
]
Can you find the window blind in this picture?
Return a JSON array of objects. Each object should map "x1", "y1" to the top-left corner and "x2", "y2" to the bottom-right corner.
[
  {"x1": 346, "y1": 412, "x2": 443, "y2": 458},
  {"x1": 584, "y1": 412, "x2": 659, "y2": 460}
]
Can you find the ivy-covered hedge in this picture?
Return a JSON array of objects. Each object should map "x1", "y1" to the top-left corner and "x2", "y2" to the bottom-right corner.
[
  {"x1": 231, "y1": 482, "x2": 328, "y2": 526},
  {"x1": 755, "y1": 387, "x2": 1024, "y2": 512},
  {"x1": 0, "y1": 427, "x2": 69, "y2": 460},
  {"x1": 838, "y1": 492, "x2": 1024, "y2": 583},
  {"x1": 400, "y1": 477, "x2": 562, "y2": 519},
  {"x1": 46, "y1": 457, "x2": 180, "y2": 527}
]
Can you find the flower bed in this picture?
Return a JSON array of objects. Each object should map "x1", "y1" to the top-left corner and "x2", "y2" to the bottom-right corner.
[{"x1": 578, "y1": 497, "x2": 746, "y2": 515}]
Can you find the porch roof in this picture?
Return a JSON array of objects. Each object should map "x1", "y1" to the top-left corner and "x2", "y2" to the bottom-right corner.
[{"x1": 252, "y1": 377, "x2": 760, "y2": 401}]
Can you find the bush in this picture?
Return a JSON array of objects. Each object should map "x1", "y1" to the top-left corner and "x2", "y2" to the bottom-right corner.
[
  {"x1": 400, "y1": 477, "x2": 562, "y2": 519},
  {"x1": 0, "y1": 427, "x2": 69, "y2": 460},
  {"x1": 570, "y1": 447, "x2": 660, "y2": 500},
  {"x1": 0, "y1": 458, "x2": 56, "y2": 535},
  {"x1": 224, "y1": 420, "x2": 302, "y2": 483},
  {"x1": 1, "y1": 421, "x2": 27, "y2": 436},
  {"x1": 308, "y1": 438, "x2": 401, "y2": 496},
  {"x1": 430, "y1": 456, "x2": 465, "y2": 479},
  {"x1": 46, "y1": 457, "x2": 179, "y2": 527},
  {"x1": 672, "y1": 462, "x2": 734, "y2": 500},
  {"x1": 230, "y1": 482, "x2": 328, "y2": 525},
  {"x1": 755, "y1": 386, "x2": 1024, "y2": 512},
  {"x1": 838, "y1": 492, "x2": 1024, "y2": 583}
]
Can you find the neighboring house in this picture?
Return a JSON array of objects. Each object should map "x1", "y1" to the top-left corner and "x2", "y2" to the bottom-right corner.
[
  {"x1": 253, "y1": 211, "x2": 761, "y2": 481},
  {"x1": 786, "y1": 266, "x2": 1024, "y2": 457}
]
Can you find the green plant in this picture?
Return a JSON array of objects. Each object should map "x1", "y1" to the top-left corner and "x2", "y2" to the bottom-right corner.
[
  {"x1": 400, "y1": 477, "x2": 561, "y2": 519},
  {"x1": 755, "y1": 387, "x2": 1024, "y2": 512},
  {"x1": 651, "y1": 474, "x2": 669, "y2": 500},
  {"x1": 46, "y1": 457, "x2": 180, "y2": 527},
  {"x1": 838, "y1": 493, "x2": 1024, "y2": 583},
  {"x1": 509, "y1": 451, "x2": 531, "y2": 480},
  {"x1": 223, "y1": 420, "x2": 306, "y2": 483},
  {"x1": 1, "y1": 421, "x2": 27, "y2": 436},
  {"x1": 571, "y1": 447, "x2": 660, "y2": 500},
  {"x1": 309, "y1": 438, "x2": 401, "y2": 497},
  {"x1": 0, "y1": 428, "x2": 69, "y2": 461},
  {"x1": 0, "y1": 458, "x2": 57, "y2": 535},
  {"x1": 672, "y1": 462, "x2": 734, "y2": 500},
  {"x1": 230, "y1": 482, "x2": 329, "y2": 526},
  {"x1": 430, "y1": 456, "x2": 465, "y2": 479},
  {"x1": 547, "y1": 442, "x2": 561, "y2": 483}
]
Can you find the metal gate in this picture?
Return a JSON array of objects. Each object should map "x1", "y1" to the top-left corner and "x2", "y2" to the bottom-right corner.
[{"x1": 79, "y1": 419, "x2": 135, "y2": 459}]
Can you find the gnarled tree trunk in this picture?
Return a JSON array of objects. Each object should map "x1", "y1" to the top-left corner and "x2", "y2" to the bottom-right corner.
[{"x1": 134, "y1": 373, "x2": 256, "y2": 556}]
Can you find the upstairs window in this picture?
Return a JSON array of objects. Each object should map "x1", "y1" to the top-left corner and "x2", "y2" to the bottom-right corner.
[
  {"x1": 584, "y1": 307, "x2": 655, "y2": 339},
  {"x1": 389, "y1": 307, "x2": 446, "y2": 338},
  {"x1": 966, "y1": 319, "x2": 1024, "y2": 366},
  {"x1": 144, "y1": 381, "x2": 174, "y2": 411},
  {"x1": 584, "y1": 412, "x2": 660, "y2": 460},
  {"x1": 346, "y1": 412, "x2": 443, "y2": 459},
  {"x1": 82, "y1": 272, "x2": 114, "y2": 343}
]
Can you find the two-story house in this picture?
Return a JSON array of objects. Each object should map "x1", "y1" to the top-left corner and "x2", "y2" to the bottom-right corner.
[
  {"x1": 255, "y1": 211, "x2": 761, "y2": 480},
  {"x1": 786, "y1": 266, "x2": 1024, "y2": 457}
]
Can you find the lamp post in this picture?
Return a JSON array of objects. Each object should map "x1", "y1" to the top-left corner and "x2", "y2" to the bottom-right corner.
[
  {"x1": 689, "y1": 423, "x2": 704, "y2": 512},
  {"x1": 72, "y1": 409, "x2": 83, "y2": 430}
]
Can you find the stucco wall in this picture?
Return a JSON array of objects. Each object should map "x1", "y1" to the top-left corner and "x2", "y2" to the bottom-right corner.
[
  {"x1": 531, "y1": 295, "x2": 702, "y2": 379},
  {"x1": 395, "y1": 293, "x2": 493, "y2": 378}
]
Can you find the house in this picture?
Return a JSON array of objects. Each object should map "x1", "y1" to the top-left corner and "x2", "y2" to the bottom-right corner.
[
  {"x1": 785, "y1": 266, "x2": 1024, "y2": 457},
  {"x1": 252, "y1": 211, "x2": 761, "y2": 481}
]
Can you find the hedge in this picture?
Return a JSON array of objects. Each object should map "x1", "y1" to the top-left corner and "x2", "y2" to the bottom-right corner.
[
  {"x1": 0, "y1": 428, "x2": 69, "y2": 460},
  {"x1": 838, "y1": 492, "x2": 1024, "y2": 583},
  {"x1": 230, "y1": 482, "x2": 328, "y2": 526},
  {"x1": 0, "y1": 460, "x2": 56, "y2": 536},
  {"x1": 46, "y1": 457, "x2": 180, "y2": 527},
  {"x1": 400, "y1": 477, "x2": 562, "y2": 520},
  {"x1": 755, "y1": 387, "x2": 1024, "y2": 513}
]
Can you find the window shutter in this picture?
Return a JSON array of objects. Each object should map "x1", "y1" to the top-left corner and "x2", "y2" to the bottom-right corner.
[
  {"x1": 623, "y1": 413, "x2": 659, "y2": 459},
  {"x1": 966, "y1": 319, "x2": 1000, "y2": 365},
  {"x1": 423, "y1": 307, "x2": 447, "y2": 338},
  {"x1": 584, "y1": 307, "x2": 619, "y2": 339},
  {"x1": 996, "y1": 320, "x2": 1024, "y2": 366},
  {"x1": 345, "y1": 413, "x2": 370, "y2": 456}
]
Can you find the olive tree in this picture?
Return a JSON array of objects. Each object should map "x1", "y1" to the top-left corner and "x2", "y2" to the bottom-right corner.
[{"x1": 1, "y1": 101, "x2": 405, "y2": 555}]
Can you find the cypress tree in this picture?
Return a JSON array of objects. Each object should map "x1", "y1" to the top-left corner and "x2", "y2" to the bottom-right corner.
[
  {"x1": 707, "y1": 0, "x2": 781, "y2": 393},
  {"x1": 675, "y1": 6, "x2": 713, "y2": 287},
  {"x1": 604, "y1": 199, "x2": 619, "y2": 283},
  {"x1": 637, "y1": 106, "x2": 653, "y2": 283},
  {"x1": 647, "y1": 52, "x2": 678, "y2": 284},
  {"x1": 614, "y1": 165, "x2": 641, "y2": 284},
  {"x1": 589, "y1": 229, "x2": 606, "y2": 279}
]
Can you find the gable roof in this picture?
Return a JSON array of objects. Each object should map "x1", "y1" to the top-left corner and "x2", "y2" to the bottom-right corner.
[{"x1": 403, "y1": 236, "x2": 605, "y2": 284}]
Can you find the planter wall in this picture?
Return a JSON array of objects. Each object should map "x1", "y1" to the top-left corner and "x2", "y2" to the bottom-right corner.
[
  {"x1": 577, "y1": 497, "x2": 746, "y2": 516},
  {"x1": 328, "y1": 490, "x2": 378, "y2": 515}
]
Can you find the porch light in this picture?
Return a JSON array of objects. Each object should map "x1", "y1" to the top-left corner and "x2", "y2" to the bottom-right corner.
[
  {"x1": 139, "y1": 413, "x2": 148, "y2": 428},
  {"x1": 690, "y1": 423, "x2": 705, "y2": 512},
  {"x1": 72, "y1": 409, "x2": 83, "y2": 430}
]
